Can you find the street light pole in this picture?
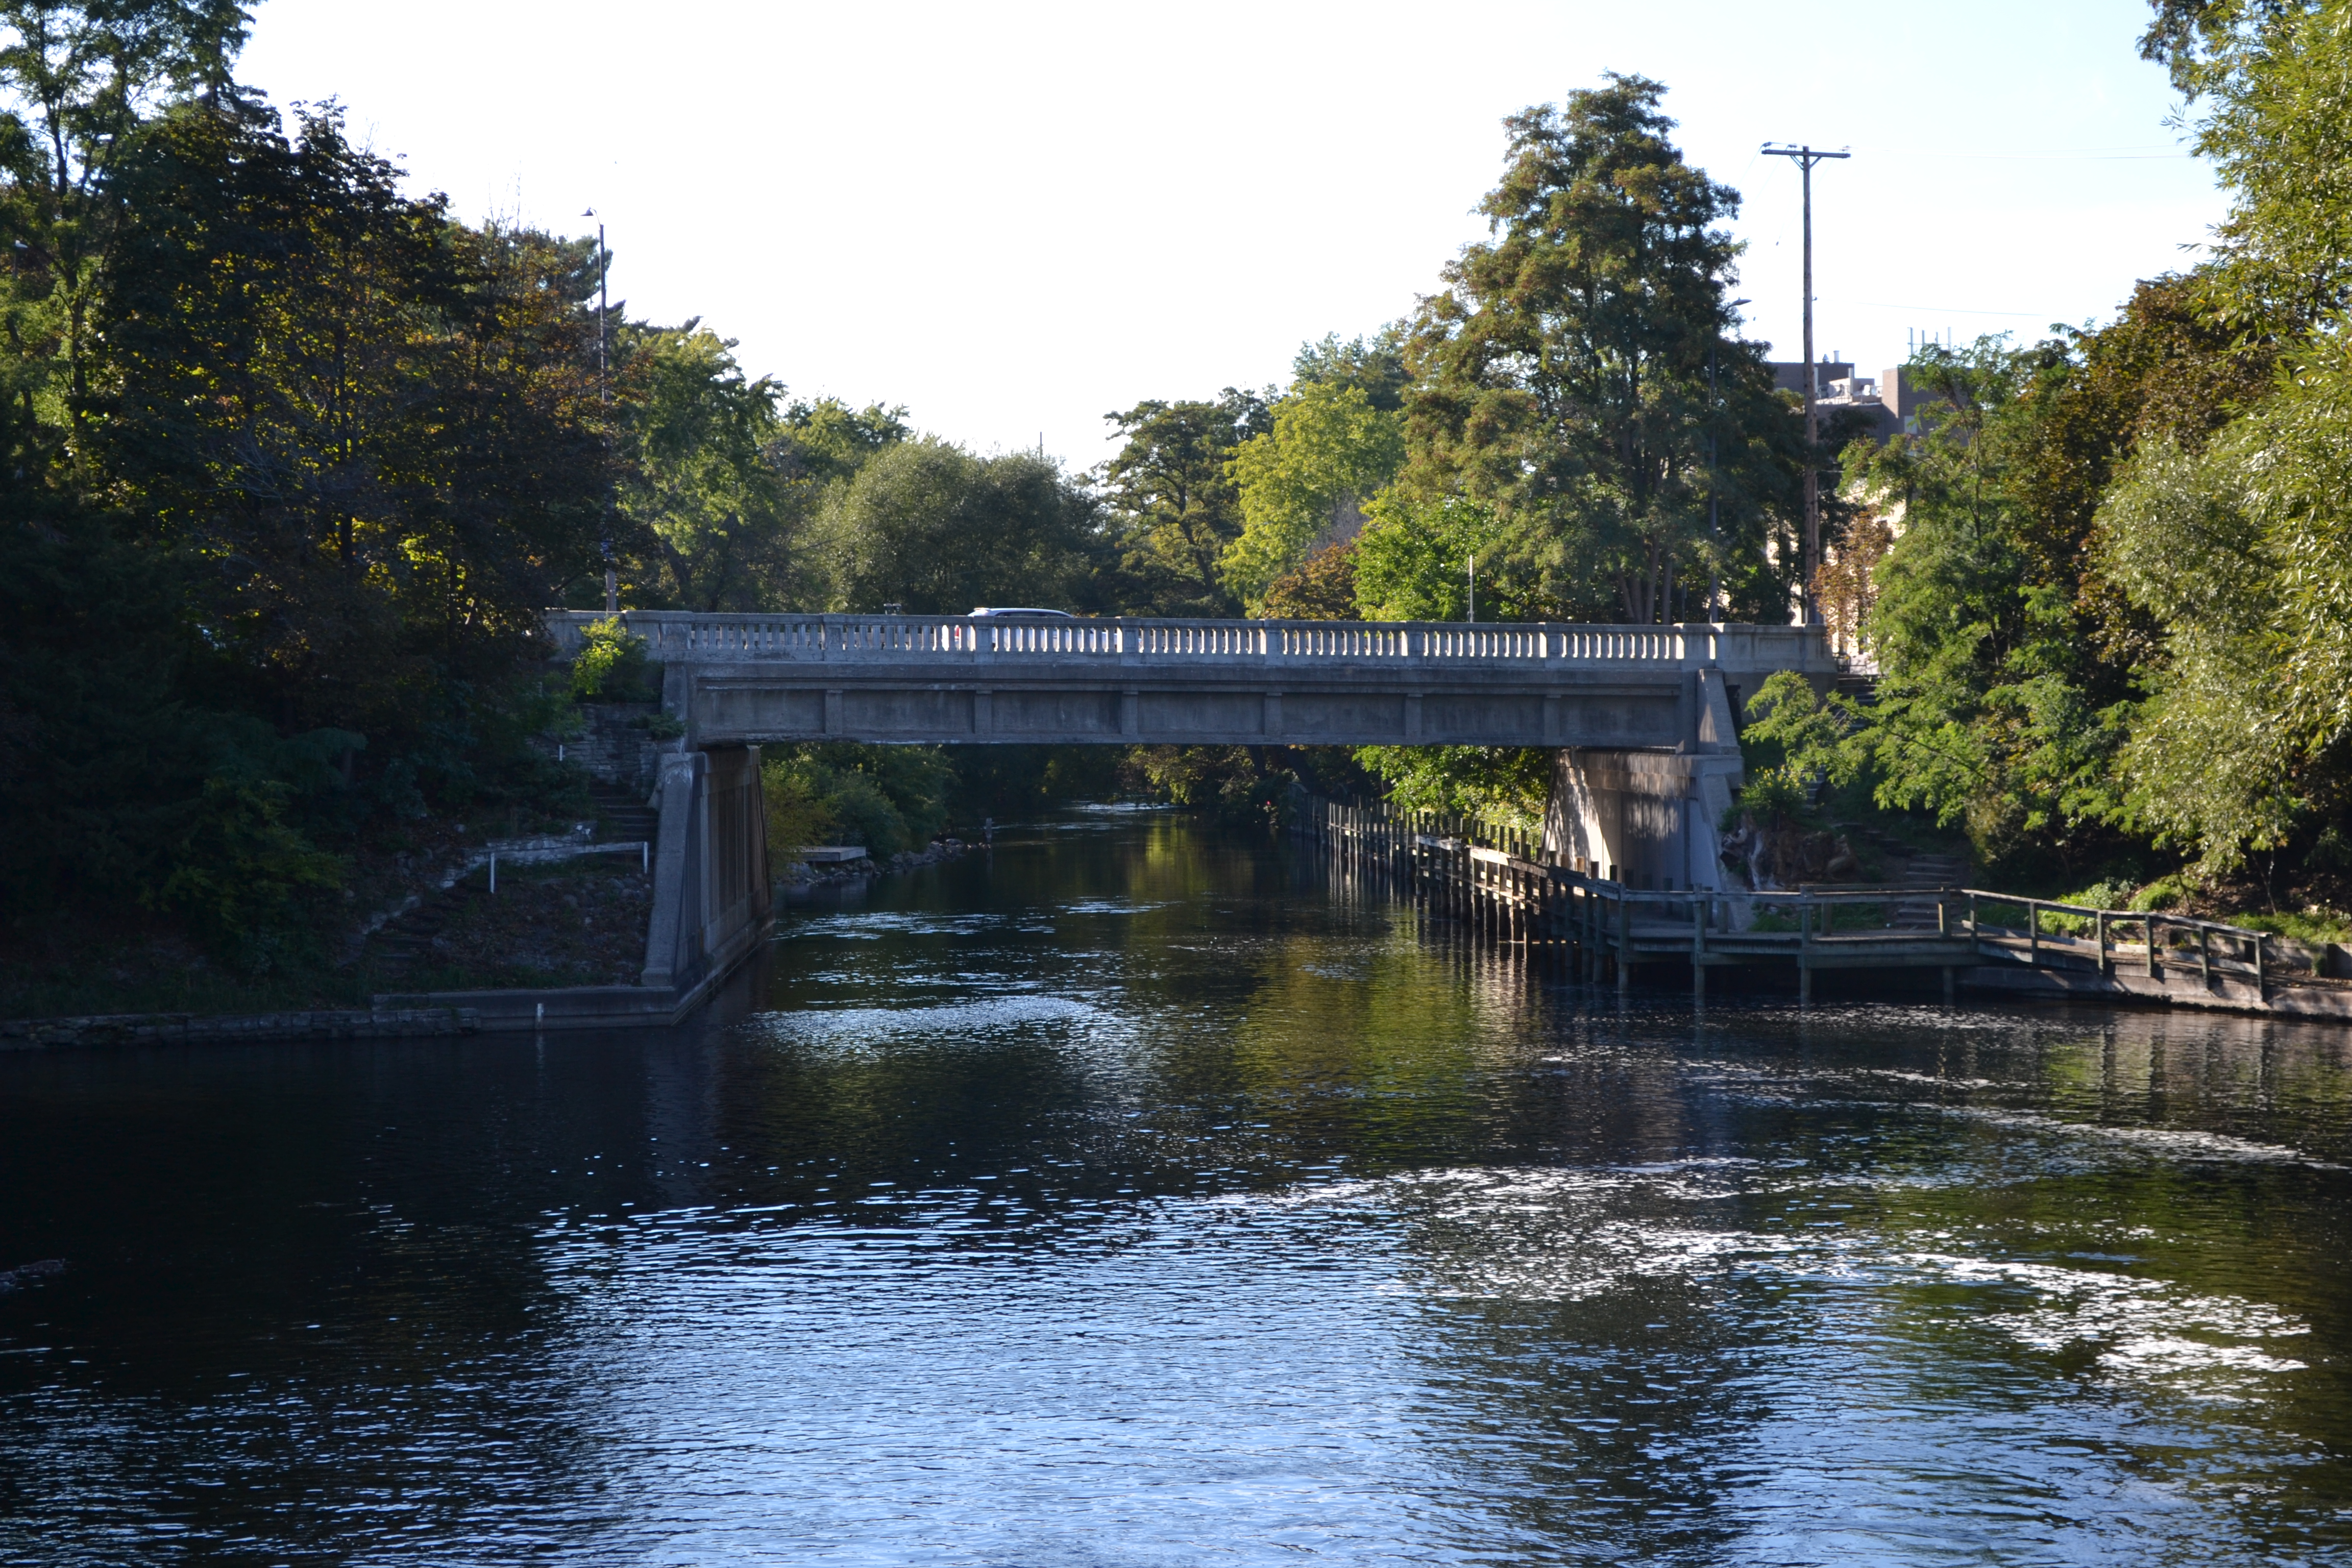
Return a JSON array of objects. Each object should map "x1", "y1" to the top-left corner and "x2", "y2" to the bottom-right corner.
[
  {"x1": 585, "y1": 210, "x2": 614, "y2": 614},
  {"x1": 1762, "y1": 144, "x2": 1848, "y2": 625}
]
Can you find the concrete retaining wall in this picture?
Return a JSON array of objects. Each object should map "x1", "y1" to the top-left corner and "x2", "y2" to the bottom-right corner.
[{"x1": 1542, "y1": 669, "x2": 1746, "y2": 894}]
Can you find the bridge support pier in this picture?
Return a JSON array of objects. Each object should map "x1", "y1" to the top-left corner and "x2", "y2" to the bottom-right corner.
[
  {"x1": 1541, "y1": 669, "x2": 1746, "y2": 900},
  {"x1": 641, "y1": 744, "x2": 772, "y2": 1005}
]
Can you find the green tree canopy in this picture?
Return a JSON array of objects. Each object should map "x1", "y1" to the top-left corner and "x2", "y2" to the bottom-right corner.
[
  {"x1": 1404, "y1": 73, "x2": 1775, "y2": 624},
  {"x1": 1221, "y1": 379, "x2": 1403, "y2": 611},
  {"x1": 816, "y1": 438, "x2": 1102, "y2": 615},
  {"x1": 2141, "y1": 0, "x2": 2352, "y2": 333},
  {"x1": 1098, "y1": 389, "x2": 1265, "y2": 616},
  {"x1": 616, "y1": 321, "x2": 800, "y2": 612},
  {"x1": 1351, "y1": 493, "x2": 1530, "y2": 622},
  {"x1": 1291, "y1": 327, "x2": 1408, "y2": 411},
  {"x1": 2098, "y1": 332, "x2": 2352, "y2": 875},
  {"x1": 98, "y1": 99, "x2": 606, "y2": 739},
  {"x1": 0, "y1": 19, "x2": 625, "y2": 962}
]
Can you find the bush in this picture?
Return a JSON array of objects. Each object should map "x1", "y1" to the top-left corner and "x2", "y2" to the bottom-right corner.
[
  {"x1": 2232, "y1": 910, "x2": 2352, "y2": 944},
  {"x1": 570, "y1": 619, "x2": 660, "y2": 703},
  {"x1": 149, "y1": 777, "x2": 348, "y2": 974},
  {"x1": 2130, "y1": 874, "x2": 2195, "y2": 912},
  {"x1": 1729, "y1": 764, "x2": 1810, "y2": 831},
  {"x1": 2039, "y1": 879, "x2": 2140, "y2": 935},
  {"x1": 762, "y1": 760, "x2": 838, "y2": 873},
  {"x1": 760, "y1": 743, "x2": 953, "y2": 864}
]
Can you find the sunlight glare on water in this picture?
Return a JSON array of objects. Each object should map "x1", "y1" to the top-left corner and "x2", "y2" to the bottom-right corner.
[{"x1": 4, "y1": 810, "x2": 2351, "y2": 1564}]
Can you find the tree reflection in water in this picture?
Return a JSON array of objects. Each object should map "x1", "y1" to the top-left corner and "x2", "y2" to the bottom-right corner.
[{"x1": 3, "y1": 811, "x2": 2348, "y2": 1563}]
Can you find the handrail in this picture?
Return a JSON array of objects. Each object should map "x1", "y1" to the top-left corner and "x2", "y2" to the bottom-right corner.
[
  {"x1": 1553, "y1": 874, "x2": 2269, "y2": 942},
  {"x1": 541, "y1": 610, "x2": 1834, "y2": 672},
  {"x1": 1547, "y1": 871, "x2": 1940, "y2": 909},
  {"x1": 1308, "y1": 789, "x2": 2285, "y2": 998},
  {"x1": 1962, "y1": 889, "x2": 2262, "y2": 941}
]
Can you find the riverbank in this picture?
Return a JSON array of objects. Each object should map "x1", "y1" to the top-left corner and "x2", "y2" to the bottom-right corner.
[
  {"x1": 778, "y1": 838, "x2": 973, "y2": 887},
  {"x1": 0, "y1": 832, "x2": 976, "y2": 1044}
]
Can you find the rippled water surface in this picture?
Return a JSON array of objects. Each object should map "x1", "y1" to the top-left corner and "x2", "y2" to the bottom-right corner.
[{"x1": 7, "y1": 811, "x2": 2352, "y2": 1564}]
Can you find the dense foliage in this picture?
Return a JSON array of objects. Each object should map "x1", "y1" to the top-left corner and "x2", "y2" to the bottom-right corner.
[
  {"x1": 1735, "y1": 1, "x2": 2352, "y2": 917},
  {"x1": 0, "y1": 6, "x2": 612, "y2": 974},
  {"x1": 16, "y1": 0, "x2": 2351, "y2": 1002}
]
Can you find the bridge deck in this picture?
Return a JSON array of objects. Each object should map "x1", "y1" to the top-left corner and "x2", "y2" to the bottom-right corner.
[{"x1": 546, "y1": 611, "x2": 1834, "y2": 749}]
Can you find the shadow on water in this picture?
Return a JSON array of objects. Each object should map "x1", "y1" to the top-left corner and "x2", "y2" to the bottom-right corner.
[{"x1": 4, "y1": 809, "x2": 2352, "y2": 1563}]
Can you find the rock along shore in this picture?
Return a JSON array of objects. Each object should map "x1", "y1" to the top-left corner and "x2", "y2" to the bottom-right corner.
[{"x1": 779, "y1": 839, "x2": 973, "y2": 887}]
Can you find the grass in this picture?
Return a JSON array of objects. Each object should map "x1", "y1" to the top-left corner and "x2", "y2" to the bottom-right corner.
[{"x1": 2231, "y1": 910, "x2": 2352, "y2": 945}]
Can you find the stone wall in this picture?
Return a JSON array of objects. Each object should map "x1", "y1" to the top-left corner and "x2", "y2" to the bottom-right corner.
[{"x1": 564, "y1": 703, "x2": 665, "y2": 791}]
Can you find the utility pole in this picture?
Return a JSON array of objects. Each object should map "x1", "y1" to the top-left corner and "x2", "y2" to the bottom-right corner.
[
  {"x1": 1761, "y1": 144, "x2": 1848, "y2": 625},
  {"x1": 585, "y1": 209, "x2": 615, "y2": 614}
]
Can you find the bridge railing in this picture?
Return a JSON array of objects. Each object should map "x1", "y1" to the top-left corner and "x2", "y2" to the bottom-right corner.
[{"x1": 544, "y1": 611, "x2": 1830, "y2": 672}]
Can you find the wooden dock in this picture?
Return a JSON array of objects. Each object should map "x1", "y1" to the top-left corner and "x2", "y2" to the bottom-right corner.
[{"x1": 1301, "y1": 796, "x2": 2352, "y2": 1020}]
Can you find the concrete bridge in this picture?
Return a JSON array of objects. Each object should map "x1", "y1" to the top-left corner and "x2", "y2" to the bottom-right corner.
[
  {"x1": 547, "y1": 610, "x2": 1831, "y2": 753},
  {"x1": 536, "y1": 611, "x2": 1835, "y2": 1022}
]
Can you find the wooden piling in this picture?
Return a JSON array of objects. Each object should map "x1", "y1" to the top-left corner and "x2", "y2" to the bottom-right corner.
[
  {"x1": 1691, "y1": 899, "x2": 1707, "y2": 1001},
  {"x1": 1615, "y1": 891, "x2": 1631, "y2": 996}
]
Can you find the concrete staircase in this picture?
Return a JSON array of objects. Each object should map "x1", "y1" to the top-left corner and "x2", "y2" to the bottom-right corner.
[
  {"x1": 364, "y1": 878, "x2": 483, "y2": 987},
  {"x1": 1890, "y1": 852, "x2": 1970, "y2": 932},
  {"x1": 587, "y1": 781, "x2": 659, "y2": 845}
]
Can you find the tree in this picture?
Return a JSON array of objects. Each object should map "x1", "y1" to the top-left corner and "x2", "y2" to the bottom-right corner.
[
  {"x1": 1351, "y1": 492, "x2": 1530, "y2": 622},
  {"x1": 1098, "y1": 389, "x2": 1265, "y2": 616},
  {"x1": 1291, "y1": 327, "x2": 1408, "y2": 410},
  {"x1": 1403, "y1": 74, "x2": 1774, "y2": 624},
  {"x1": 2140, "y1": 0, "x2": 2352, "y2": 334},
  {"x1": 615, "y1": 321, "x2": 802, "y2": 612},
  {"x1": 1832, "y1": 335, "x2": 2132, "y2": 873},
  {"x1": 1259, "y1": 538, "x2": 1359, "y2": 620},
  {"x1": 1825, "y1": 268, "x2": 2273, "y2": 878},
  {"x1": 2029, "y1": 1, "x2": 2352, "y2": 882},
  {"x1": 0, "y1": 85, "x2": 618, "y2": 962},
  {"x1": 2098, "y1": 333, "x2": 2352, "y2": 877},
  {"x1": 773, "y1": 395, "x2": 907, "y2": 489},
  {"x1": 816, "y1": 438, "x2": 1102, "y2": 614},
  {"x1": 96, "y1": 100, "x2": 606, "y2": 742},
  {"x1": 1221, "y1": 379, "x2": 1403, "y2": 610},
  {"x1": 0, "y1": 1, "x2": 254, "y2": 475}
]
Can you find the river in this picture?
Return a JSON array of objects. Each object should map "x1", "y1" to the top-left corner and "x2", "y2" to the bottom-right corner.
[{"x1": 5, "y1": 809, "x2": 2351, "y2": 1564}]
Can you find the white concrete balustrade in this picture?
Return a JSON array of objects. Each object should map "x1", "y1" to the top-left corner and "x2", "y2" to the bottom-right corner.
[{"x1": 545, "y1": 611, "x2": 1830, "y2": 675}]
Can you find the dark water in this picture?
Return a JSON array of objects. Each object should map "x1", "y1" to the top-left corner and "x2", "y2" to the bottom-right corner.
[{"x1": 7, "y1": 812, "x2": 2352, "y2": 1565}]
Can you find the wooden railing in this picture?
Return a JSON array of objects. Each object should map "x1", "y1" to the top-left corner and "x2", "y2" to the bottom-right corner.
[
  {"x1": 543, "y1": 611, "x2": 1832, "y2": 673},
  {"x1": 1301, "y1": 790, "x2": 2292, "y2": 1006},
  {"x1": 1959, "y1": 891, "x2": 2275, "y2": 990}
]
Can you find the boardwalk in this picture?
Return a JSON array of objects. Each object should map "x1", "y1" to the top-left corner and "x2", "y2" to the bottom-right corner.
[{"x1": 1307, "y1": 796, "x2": 2352, "y2": 1021}]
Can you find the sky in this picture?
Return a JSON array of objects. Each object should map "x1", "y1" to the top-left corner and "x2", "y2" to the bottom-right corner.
[{"x1": 239, "y1": 0, "x2": 2224, "y2": 471}]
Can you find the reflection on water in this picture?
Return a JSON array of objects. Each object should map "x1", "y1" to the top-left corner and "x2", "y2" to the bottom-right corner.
[{"x1": 5, "y1": 811, "x2": 2352, "y2": 1564}]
